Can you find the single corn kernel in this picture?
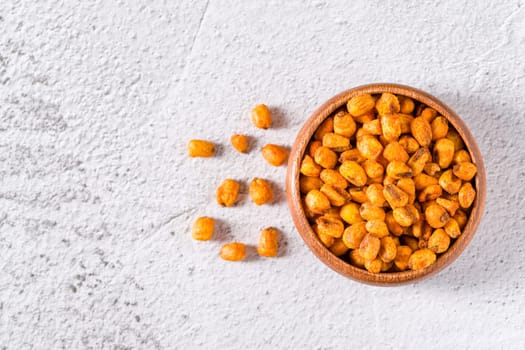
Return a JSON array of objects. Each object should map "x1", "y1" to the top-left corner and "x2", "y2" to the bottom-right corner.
[
  {"x1": 360, "y1": 203, "x2": 386, "y2": 221},
  {"x1": 315, "y1": 225, "x2": 335, "y2": 248},
  {"x1": 363, "y1": 160, "x2": 384, "y2": 179},
  {"x1": 446, "y1": 129, "x2": 465, "y2": 151},
  {"x1": 192, "y1": 217, "x2": 215, "y2": 241},
  {"x1": 349, "y1": 187, "x2": 369, "y2": 203},
  {"x1": 402, "y1": 236, "x2": 419, "y2": 252},
  {"x1": 378, "y1": 135, "x2": 390, "y2": 147},
  {"x1": 381, "y1": 114, "x2": 402, "y2": 142},
  {"x1": 436, "y1": 197, "x2": 460, "y2": 216},
  {"x1": 322, "y1": 133, "x2": 350, "y2": 151},
  {"x1": 399, "y1": 96, "x2": 415, "y2": 114},
  {"x1": 365, "y1": 220, "x2": 389, "y2": 238},
  {"x1": 414, "y1": 173, "x2": 439, "y2": 190},
  {"x1": 420, "y1": 108, "x2": 437, "y2": 122},
  {"x1": 231, "y1": 134, "x2": 249, "y2": 153},
  {"x1": 316, "y1": 215, "x2": 344, "y2": 238},
  {"x1": 386, "y1": 161, "x2": 414, "y2": 179},
  {"x1": 407, "y1": 147, "x2": 432, "y2": 176},
  {"x1": 320, "y1": 184, "x2": 349, "y2": 207},
  {"x1": 393, "y1": 205, "x2": 420, "y2": 227},
  {"x1": 411, "y1": 216, "x2": 424, "y2": 238},
  {"x1": 394, "y1": 246, "x2": 413, "y2": 271},
  {"x1": 458, "y1": 182, "x2": 476, "y2": 208},
  {"x1": 399, "y1": 135, "x2": 420, "y2": 154},
  {"x1": 339, "y1": 161, "x2": 368, "y2": 187},
  {"x1": 365, "y1": 258, "x2": 383, "y2": 273},
  {"x1": 305, "y1": 189, "x2": 331, "y2": 214},
  {"x1": 453, "y1": 162, "x2": 477, "y2": 181},
  {"x1": 366, "y1": 184, "x2": 387, "y2": 207},
  {"x1": 423, "y1": 162, "x2": 441, "y2": 177},
  {"x1": 433, "y1": 138, "x2": 455, "y2": 169},
  {"x1": 339, "y1": 149, "x2": 366, "y2": 163},
  {"x1": 359, "y1": 233, "x2": 381, "y2": 260},
  {"x1": 362, "y1": 119, "x2": 382, "y2": 135},
  {"x1": 320, "y1": 169, "x2": 348, "y2": 189},
  {"x1": 453, "y1": 149, "x2": 472, "y2": 164},
  {"x1": 220, "y1": 242, "x2": 246, "y2": 261},
  {"x1": 329, "y1": 238, "x2": 349, "y2": 256},
  {"x1": 376, "y1": 93, "x2": 400, "y2": 115},
  {"x1": 314, "y1": 146, "x2": 338, "y2": 169},
  {"x1": 261, "y1": 144, "x2": 288, "y2": 166},
  {"x1": 411, "y1": 116, "x2": 432, "y2": 147},
  {"x1": 347, "y1": 94, "x2": 376, "y2": 116},
  {"x1": 418, "y1": 184, "x2": 443, "y2": 202},
  {"x1": 300, "y1": 155, "x2": 322, "y2": 177},
  {"x1": 314, "y1": 117, "x2": 334, "y2": 141},
  {"x1": 439, "y1": 169, "x2": 462, "y2": 194},
  {"x1": 251, "y1": 104, "x2": 272, "y2": 129},
  {"x1": 397, "y1": 113, "x2": 414, "y2": 134},
  {"x1": 385, "y1": 211, "x2": 404, "y2": 236},
  {"x1": 444, "y1": 218, "x2": 461, "y2": 238},
  {"x1": 383, "y1": 184, "x2": 409, "y2": 208},
  {"x1": 340, "y1": 203, "x2": 363, "y2": 225},
  {"x1": 333, "y1": 112, "x2": 357, "y2": 137},
  {"x1": 425, "y1": 203, "x2": 450, "y2": 228},
  {"x1": 431, "y1": 116, "x2": 449, "y2": 141},
  {"x1": 249, "y1": 178, "x2": 273, "y2": 205},
  {"x1": 342, "y1": 222, "x2": 367, "y2": 249},
  {"x1": 308, "y1": 140, "x2": 323, "y2": 158},
  {"x1": 408, "y1": 248, "x2": 436, "y2": 270},
  {"x1": 396, "y1": 178, "x2": 416, "y2": 203},
  {"x1": 349, "y1": 249, "x2": 366, "y2": 268},
  {"x1": 379, "y1": 236, "x2": 397, "y2": 263},
  {"x1": 299, "y1": 176, "x2": 324, "y2": 194},
  {"x1": 428, "y1": 229, "x2": 450, "y2": 253},
  {"x1": 216, "y1": 179, "x2": 240, "y2": 207},
  {"x1": 454, "y1": 210, "x2": 468, "y2": 229},
  {"x1": 383, "y1": 142, "x2": 409, "y2": 163},
  {"x1": 188, "y1": 139, "x2": 215, "y2": 157},
  {"x1": 357, "y1": 134, "x2": 384, "y2": 160},
  {"x1": 258, "y1": 227, "x2": 279, "y2": 257}
]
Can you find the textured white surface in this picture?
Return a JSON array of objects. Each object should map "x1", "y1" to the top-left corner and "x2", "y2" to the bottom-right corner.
[{"x1": 1, "y1": 0, "x2": 525, "y2": 348}]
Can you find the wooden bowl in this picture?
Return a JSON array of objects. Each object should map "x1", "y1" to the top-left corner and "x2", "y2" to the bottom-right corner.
[{"x1": 286, "y1": 83, "x2": 486, "y2": 286}]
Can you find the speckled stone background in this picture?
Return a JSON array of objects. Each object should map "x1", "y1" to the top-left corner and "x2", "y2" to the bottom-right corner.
[{"x1": 1, "y1": 0, "x2": 524, "y2": 349}]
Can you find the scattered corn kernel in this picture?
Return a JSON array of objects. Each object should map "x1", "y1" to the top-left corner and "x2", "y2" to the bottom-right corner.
[
  {"x1": 258, "y1": 227, "x2": 279, "y2": 257},
  {"x1": 192, "y1": 217, "x2": 215, "y2": 241},
  {"x1": 251, "y1": 104, "x2": 272, "y2": 129},
  {"x1": 216, "y1": 179, "x2": 240, "y2": 207},
  {"x1": 188, "y1": 139, "x2": 215, "y2": 157},
  {"x1": 220, "y1": 242, "x2": 246, "y2": 261},
  {"x1": 261, "y1": 144, "x2": 288, "y2": 166},
  {"x1": 231, "y1": 134, "x2": 248, "y2": 153},
  {"x1": 249, "y1": 178, "x2": 273, "y2": 205}
]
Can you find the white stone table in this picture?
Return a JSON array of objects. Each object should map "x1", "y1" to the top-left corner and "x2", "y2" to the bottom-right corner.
[{"x1": 1, "y1": 0, "x2": 524, "y2": 348}]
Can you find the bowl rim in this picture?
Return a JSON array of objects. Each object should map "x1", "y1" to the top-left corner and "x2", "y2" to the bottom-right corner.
[{"x1": 286, "y1": 83, "x2": 486, "y2": 286}]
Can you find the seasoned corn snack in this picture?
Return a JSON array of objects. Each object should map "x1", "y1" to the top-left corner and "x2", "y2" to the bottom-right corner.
[{"x1": 299, "y1": 92, "x2": 478, "y2": 272}]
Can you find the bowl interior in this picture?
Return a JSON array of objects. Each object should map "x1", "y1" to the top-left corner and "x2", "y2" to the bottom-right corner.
[{"x1": 286, "y1": 83, "x2": 486, "y2": 286}]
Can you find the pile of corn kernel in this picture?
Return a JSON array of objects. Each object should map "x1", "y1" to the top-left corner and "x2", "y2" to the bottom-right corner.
[
  {"x1": 188, "y1": 104, "x2": 285, "y2": 261},
  {"x1": 300, "y1": 93, "x2": 477, "y2": 272}
]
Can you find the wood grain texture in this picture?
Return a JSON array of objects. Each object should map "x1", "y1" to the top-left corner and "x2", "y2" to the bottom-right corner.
[{"x1": 286, "y1": 83, "x2": 487, "y2": 286}]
